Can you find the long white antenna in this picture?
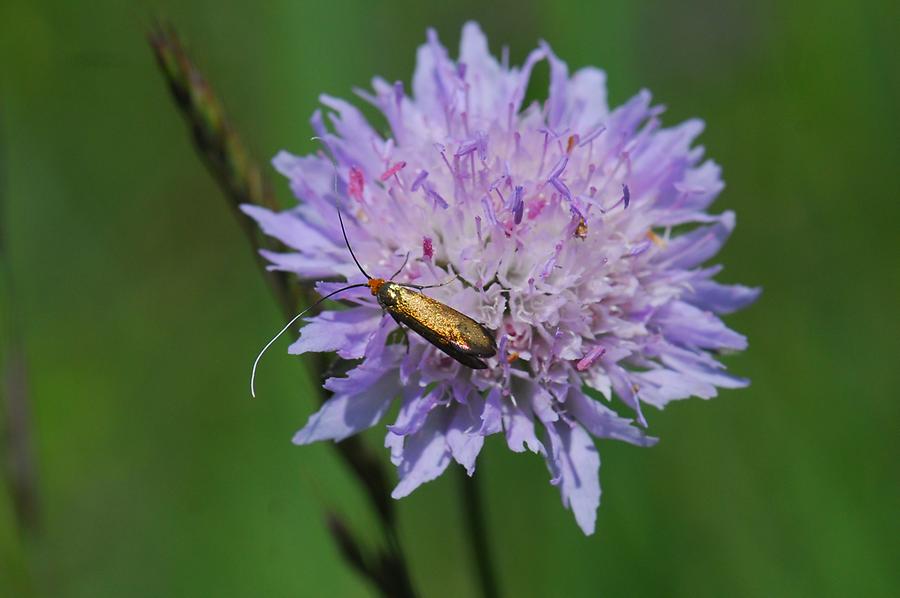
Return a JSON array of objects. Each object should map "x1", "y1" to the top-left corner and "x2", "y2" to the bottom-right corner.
[
  {"x1": 251, "y1": 139, "x2": 369, "y2": 398},
  {"x1": 250, "y1": 283, "x2": 368, "y2": 397}
]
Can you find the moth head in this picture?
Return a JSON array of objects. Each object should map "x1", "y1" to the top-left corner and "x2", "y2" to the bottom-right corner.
[{"x1": 367, "y1": 278, "x2": 385, "y2": 296}]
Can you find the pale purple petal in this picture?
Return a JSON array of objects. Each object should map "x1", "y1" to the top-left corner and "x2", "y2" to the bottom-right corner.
[
  {"x1": 631, "y1": 367, "x2": 717, "y2": 407},
  {"x1": 653, "y1": 301, "x2": 748, "y2": 351},
  {"x1": 257, "y1": 249, "x2": 343, "y2": 279},
  {"x1": 388, "y1": 388, "x2": 442, "y2": 436},
  {"x1": 568, "y1": 389, "x2": 657, "y2": 447},
  {"x1": 479, "y1": 387, "x2": 502, "y2": 435},
  {"x1": 288, "y1": 307, "x2": 382, "y2": 359},
  {"x1": 293, "y1": 345, "x2": 403, "y2": 444},
  {"x1": 446, "y1": 403, "x2": 485, "y2": 475},
  {"x1": 241, "y1": 205, "x2": 336, "y2": 252},
  {"x1": 541, "y1": 42, "x2": 569, "y2": 130},
  {"x1": 412, "y1": 29, "x2": 455, "y2": 125},
  {"x1": 545, "y1": 421, "x2": 601, "y2": 535},
  {"x1": 392, "y1": 410, "x2": 453, "y2": 498},
  {"x1": 685, "y1": 280, "x2": 762, "y2": 314},
  {"x1": 657, "y1": 342, "x2": 749, "y2": 389},
  {"x1": 323, "y1": 344, "x2": 401, "y2": 394},
  {"x1": 293, "y1": 373, "x2": 397, "y2": 445},
  {"x1": 458, "y1": 22, "x2": 505, "y2": 120},
  {"x1": 656, "y1": 211, "x2": 736, "y2": 270},
  {"x1": 530, "y1": 385, "x2": 559, "y2": 424},
  {"x1": 567, "y1": 67, "x2": 609, "y2": 132},
  {"x1": 607, "y1": 363, "x2": 648, "y2": 427},
  {"x1": 503, "y1": 400, "x2": 543, "y2": 454}
]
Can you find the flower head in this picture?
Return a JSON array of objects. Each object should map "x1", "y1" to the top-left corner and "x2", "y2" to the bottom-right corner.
[{"x1": 245, "y1": 23, "x2": 759, "y2": 534}]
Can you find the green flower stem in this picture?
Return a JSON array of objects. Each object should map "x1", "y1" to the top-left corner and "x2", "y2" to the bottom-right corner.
[{"x1": 459, "y1": 467, "x2": 500, "y2": 598}]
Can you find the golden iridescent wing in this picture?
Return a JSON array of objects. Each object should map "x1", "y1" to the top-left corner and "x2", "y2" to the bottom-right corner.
[{"x1": 379, "y1": 284, "x2": 497, "y2": 369}]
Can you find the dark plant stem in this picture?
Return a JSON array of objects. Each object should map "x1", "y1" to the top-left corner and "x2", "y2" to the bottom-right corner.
[
  {"x1": 148, "y1": 22, "x2": 416, "y2": 598},
  {"x1": 327, "y1": 513, "x2": 417, "y2": 598},
  {"x1": 459, "y1": 468, "x2": 500, "y2": 598},
  {"x1": 0, "y1": 115, "x2": 40, "y2": 537},
  {"x1": 147, "y1": 21, "x2": 296, "y2": 317}
]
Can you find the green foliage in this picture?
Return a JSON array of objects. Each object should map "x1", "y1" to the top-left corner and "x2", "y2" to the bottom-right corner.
[{"x1": 1, "y1": 0, "x2": 897, "y2": 596}]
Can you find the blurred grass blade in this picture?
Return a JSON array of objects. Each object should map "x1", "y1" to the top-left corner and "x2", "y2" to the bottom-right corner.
[
  {"x1": 0, "y1": 111, "x2": 39, "y2": 597},
  {"x1": 327, "y1": 512, "x2": 416, "y2": 598},
  {"x1": 147, "y1": 21, "x2": 296, "y2": 316},
  {"x1": 459, "y1": 469, "x2": 499, "y2": 598},
  {"x1": 1, "y1": 345, "x2": 37, "y2": 533},
  {"x1": 0, "y1": 114, "x2": 39, "y2": 536},
  {"x1": 147, "y1": 22, "x2": 416, "y2": 597}
]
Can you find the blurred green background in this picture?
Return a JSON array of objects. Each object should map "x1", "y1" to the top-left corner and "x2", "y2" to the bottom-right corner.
[{"x1": 1, "y1": 0, "x2": 897, "y2": 596}]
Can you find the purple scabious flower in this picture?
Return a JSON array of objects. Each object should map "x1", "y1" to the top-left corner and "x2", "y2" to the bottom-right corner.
[{"x1": 245, "y1": 23, "x2": 759, "y2": 534}]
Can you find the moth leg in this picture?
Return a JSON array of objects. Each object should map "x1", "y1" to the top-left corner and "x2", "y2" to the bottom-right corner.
[{"x1": 389, "y1": 313, "x2": 412, "y2": 354}]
